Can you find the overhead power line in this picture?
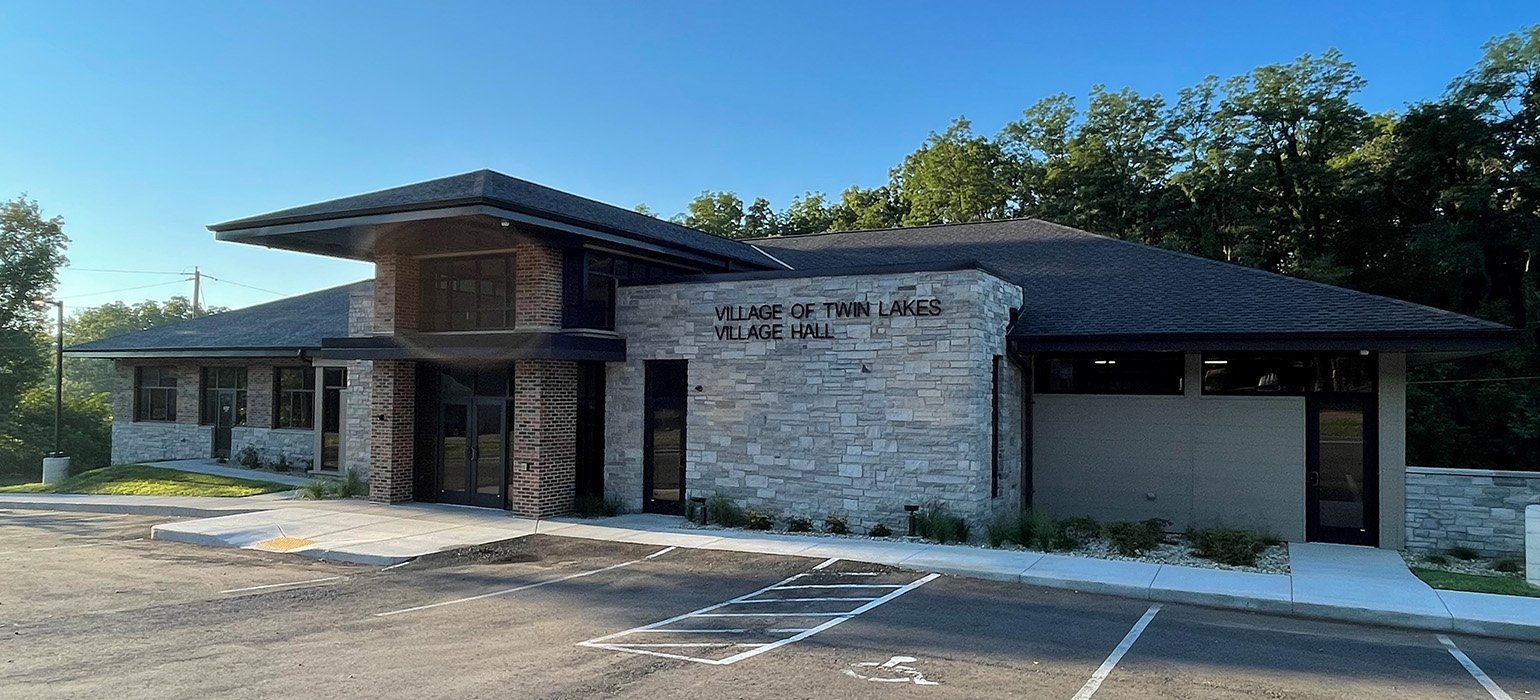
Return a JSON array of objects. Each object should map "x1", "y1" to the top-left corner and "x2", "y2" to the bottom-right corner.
[
  {"x1": 63, "y1": 267, "x2": 186, "y2": 276},
  {"x1": 200, "y1": 274, "x2": 288, "y2": 296},
  {"x1": 58, "y1": 279, "x2": 191, "y2": 300}
]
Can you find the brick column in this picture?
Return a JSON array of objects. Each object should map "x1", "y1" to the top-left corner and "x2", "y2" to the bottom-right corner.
[
  {"x1": 245, "y1": 364, "x2": 275, "y2": 429},
  {"x1": 374, "y1": 253, "x2": 420, "y2": 334},
  {"x1": 509, "y1": 359, "x2": 578, "y2": 517},
  {"x1": 514, "y1": 239, "x2": 564, "y2": 329},
  {"x1": 175, "y1": 363, "x2": 201, "y2": 424},
  {"x1": 369, "y1": 360, "x2": 417, "y2": 503}
]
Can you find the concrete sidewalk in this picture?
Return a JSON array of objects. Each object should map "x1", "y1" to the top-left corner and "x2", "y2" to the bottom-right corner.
[{"x1": 4, "y1": 494, "x2": 1538, "y2": 641}]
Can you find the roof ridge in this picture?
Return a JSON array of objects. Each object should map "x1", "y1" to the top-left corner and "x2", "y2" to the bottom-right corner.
[{"x1": 743, "y1": 216, "x2": 1044, "y2": 242}]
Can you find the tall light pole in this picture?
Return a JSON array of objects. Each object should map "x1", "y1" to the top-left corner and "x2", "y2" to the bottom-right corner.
[{"x1": 33, "y1": 298, "x2": 68, "y2": 483}]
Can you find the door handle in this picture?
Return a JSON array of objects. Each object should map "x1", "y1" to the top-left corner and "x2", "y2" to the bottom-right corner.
[
  {"x1": 1307, "y1": 471, "x2": 1320, "y2": 487},
  {"x1": 468, "y1": 446, "x2": 478, "y2": 462}
]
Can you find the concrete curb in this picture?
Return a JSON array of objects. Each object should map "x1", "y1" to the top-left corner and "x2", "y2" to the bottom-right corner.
[
  {"x1": 11, "y1": 498, "x2": 1538, "y2": 643},
  {"x1": 1, "y1": 499, "x2": 257, "y2": 518}
]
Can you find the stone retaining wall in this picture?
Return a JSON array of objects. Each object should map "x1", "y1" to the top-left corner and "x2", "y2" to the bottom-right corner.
[
  {"x1": 1405, "y1": 466, "x2": 1540, "y2": 558},
  {"x1": 229, "y1": 427, "x2": 316, "y2": 470},
  {"x1": 110, "y1": 421, "x2": 211, "y2": 464}
]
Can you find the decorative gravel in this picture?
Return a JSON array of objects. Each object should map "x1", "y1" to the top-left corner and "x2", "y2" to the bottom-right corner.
[
  {"x1": 1067, "y1": 538, "x2": 1291, "y2": 575},
  {"x1": 676, "y1": 521, "x2": 1289, "y2": 574},
  {"x1": 1400, "y1": 551, "x2": 1525, "y2": 578}
]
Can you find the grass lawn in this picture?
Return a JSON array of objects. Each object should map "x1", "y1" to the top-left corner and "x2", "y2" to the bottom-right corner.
[
  {"x1": 0, "y1": 464, "x2": 292, "y2": 497},
  {"x1": 1412, "y1": 568, "x2": 1540, "y2": 598}
]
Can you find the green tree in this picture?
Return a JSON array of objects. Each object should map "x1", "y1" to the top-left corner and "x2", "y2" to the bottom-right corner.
[
  {"x1": 741, "y1": 197, "x2": 780, "y2": 239},
  {"x1": 674, "y1": 191, "x2": 747, "y2": 238},
  {"x1": 0, "y1": 197, "x2": 67, "y2": 406},
  {"x1": 780, "y1": 192, "x2": 834, "y2": 236},
  {"x1": 828, "y1": 185, "x2": 904, "y2": 231},
  {"x1": 64, "y1": 296, "x2": 227, "y2": 395},
  {"x1": 894, "y1": 117, "x2": 1013, "y2": 226}
]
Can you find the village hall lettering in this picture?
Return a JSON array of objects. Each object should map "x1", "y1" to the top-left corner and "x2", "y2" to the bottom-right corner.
[{"x1": 713, "y1": 299, "x2": 943, "y2": 341}]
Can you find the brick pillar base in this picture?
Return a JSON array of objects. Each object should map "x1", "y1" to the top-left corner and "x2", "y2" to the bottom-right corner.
[
  {"x1": 510, "y1": 359, "x2": 578, "y2": 517},
  {"x1": 370, "y1": 360, "x2": 416, "y2": 503}
]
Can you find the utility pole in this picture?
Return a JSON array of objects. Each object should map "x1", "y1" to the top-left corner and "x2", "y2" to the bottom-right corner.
[{"x1": 192, "y1": 267, "x2": 202, "y2": 318}]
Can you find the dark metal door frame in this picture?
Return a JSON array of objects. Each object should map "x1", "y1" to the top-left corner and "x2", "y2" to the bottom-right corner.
[
  {"x1": 642, "y1": 360, "x2": 687, "y2": 515},
  {"x1": 211, "y1": 390, "x2": 237, "y2": 459},
  {"x1": 1305, "y1": 393, "x2": 1379, "y2": 546},
  {"x1": 437, "y1": 400, "x2": 509, "y2": 509}
]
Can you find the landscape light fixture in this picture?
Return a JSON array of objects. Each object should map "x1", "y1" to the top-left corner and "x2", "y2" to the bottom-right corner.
[
  {"x1": 904, "y1": 503, "x2": 920, "y2": 537},
  {"x1": 689, "y1": 496, "x2": 708, "y2": 525}
]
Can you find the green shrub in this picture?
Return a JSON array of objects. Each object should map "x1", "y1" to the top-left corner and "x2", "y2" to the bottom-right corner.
[
  {"x1": 1493, "y1": 557, "x2": 1523, "y2": 574},
  {"x1": 823, "y1": 512, "x2": 849, "y2": 535},
  {"x1": 1105, "y1": 518, "x2": 1169, "y2": 556},
  {"x1": 914, "y1": 502, "x2": 969, "y2": 544},
  {"x1": 745, "y1": 510, "x2": 774, "y2": 530},
  {"x1": 785, "y1": 515, "x2": 813, "y2": 533},
  {"x1": 1187, "y1": 527, "x2": 1266, "y2": 567},
  {"x1": 1036, "y1": 515, "x2": 1100, "y2": 551},
  {"x1": 335, "y1": 469, "x2": 367, "y2": 498},
  {"x1": 1013, "y1": 510, "x2": 1054, "y2": 550},
  {"x1": 1447, "y1": 546, "x2": 1480, "y2": 561},
  {"x1": 868, "y1": 522, "x2": 892, "y2": 538},
  {"x1": 299, "y1": 480, "x2": 332, "y2": 500},
  {"x1": 706, "y1": 495, "x2": 745, "y2": 527},
  {"x1": 985, "y1": 513, "x2": 1017, "y2": 547},
  {"x1": 573, "y1": 493, "x2": 622, "y2": 518},
  {"x1": 236, "y1": 445, "x2": 261, "y2": 469},
  {"x1": 1423, "y1": 553, "x2": 1450, "y2": 566},
  {"x1": 269, "y1": 454, "x2": 293, "y2": 472}
]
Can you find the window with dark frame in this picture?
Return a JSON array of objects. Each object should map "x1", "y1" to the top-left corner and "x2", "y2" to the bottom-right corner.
[
  {"x1": 991, "y1": 355, "x2": 1001, "y2": 498},
  {"x1": 274, "y1": 367, "x2": 316, "y2": 429},
  {"x1": 1201, "y1": 353, "x2": 1374, "y2": 395},
  {"x1": 577, "y1": 252, "x2": 690, "y2": 330},
  {"x1": 200, "y1": 367, "x2": 248, "y2": 426},
  {"x1": 419, "y1": 253, "x2": 516, "y2": 332},
  {"x1": 134, "y1": 366, "x2": 178, "y2": 422},
  {"x1": 1034, "y1": 354, "x2": 1185, "y2": 395}
]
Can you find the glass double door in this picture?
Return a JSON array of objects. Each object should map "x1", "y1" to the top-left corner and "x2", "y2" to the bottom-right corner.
[{"x1": 439, "y1": 400, "x2": 508, "y2": 508}]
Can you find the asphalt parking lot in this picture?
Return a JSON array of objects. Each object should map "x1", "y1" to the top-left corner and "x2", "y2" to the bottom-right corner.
[{"x1": 2, "y1": 510, "x2": 1538, "y2": 699}]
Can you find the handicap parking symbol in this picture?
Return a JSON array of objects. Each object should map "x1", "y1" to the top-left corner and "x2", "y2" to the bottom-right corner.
[{"x1": 844, "y1": 655, "x2": 939, "y2": 686}]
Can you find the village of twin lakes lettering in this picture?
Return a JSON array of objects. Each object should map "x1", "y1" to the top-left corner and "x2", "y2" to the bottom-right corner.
[{"x1": 713, "y1": 299, "x2": 943, "y2": 341}]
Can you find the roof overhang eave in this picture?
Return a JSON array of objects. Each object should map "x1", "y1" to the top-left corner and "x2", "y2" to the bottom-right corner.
[
  {"x1": 1009, "y1": 329, "x2": 1522, "y2": 356},
  {"x1": 63, "y1": 347, "x2": 311, "y2": 359},
  {"x1": 210, "y1": 202, "x2": 761, "y2": 269}
]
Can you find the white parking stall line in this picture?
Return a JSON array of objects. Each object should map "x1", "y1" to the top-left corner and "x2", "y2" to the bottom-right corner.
[
  {"x1": 579, "y1": 567, "x2": 940, "y2": 665},
  {"x1": 375, "y1": 546, "x2": 674, "y2": 618},
  {"x1": 737, "y1": 597, "x2": 881, "y2": 603},
  {"x1": 812, "y1": 557, "x2": 839, "y2": 570},
  {"x1": 220, "y1": 576, "x2": 343, "y2": 594},
  {"x1": 771, "y1": 583, "x2": 905, "y2": 590},
  {"x1": 1437, "y1": 635, "x2": 1514, "y2": 700},
  {"x1": 1071, "y1": 604, "x2": 1162, "y2": 700}
]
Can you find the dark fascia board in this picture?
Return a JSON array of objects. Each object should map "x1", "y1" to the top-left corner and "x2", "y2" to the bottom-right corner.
[
  {"x1": 63, "y1": 347, "x2": 309, "y2": 359},
  {"x1": 619, "y1": 259, "x2": 1007, "y2": 287},
  {"x1": 315, "y1": 331, "x2": 625, "y2": 362},
  {"x1": 1010, "y1": 328, "x2": 1522, "y2": 355},
  {"x1": 211, "y1": 201, "x2": 770, "y2": 270}
]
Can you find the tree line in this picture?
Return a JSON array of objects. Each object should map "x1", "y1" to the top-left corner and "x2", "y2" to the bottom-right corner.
[{"x1": 658, "y1": 27, "x2": 1540, "y2": 470}]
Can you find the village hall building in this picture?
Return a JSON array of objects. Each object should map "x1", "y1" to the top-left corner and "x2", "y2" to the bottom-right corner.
[{"x1": 67, "y1": 170, "x2": 1519, "y2": 549}]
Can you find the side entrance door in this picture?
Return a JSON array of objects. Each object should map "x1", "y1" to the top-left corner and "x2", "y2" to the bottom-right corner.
[
  {"x1": 211, "y1": 391, "x2": 236, "y2": 459},
  {"x1": 438, "y1": 400, "x2": 508, "y2": 509},
  {"x1": 1306, "y1": 395, "x2": 1378, "y2": 546},
  {"x1": 643, "y1": 360, "x2": 687, "y2": 515}
]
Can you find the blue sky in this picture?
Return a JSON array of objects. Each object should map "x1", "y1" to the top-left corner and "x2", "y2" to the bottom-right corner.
[{"x1": 2, "y1": 1, "x2": 1535, "y2": 311}]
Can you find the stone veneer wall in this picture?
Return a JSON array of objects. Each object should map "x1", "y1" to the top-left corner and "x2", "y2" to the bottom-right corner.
[
  {"x1": 229, "y1": 427, "x2": 316, "y2": 468},
  {"x1": 109, "y1": 358, "x2": 306, "y2": 465},
  {"x1": 1405, "y1": 466, "x2": 1540, "y2": 558},
  {"x1": 607, "y1": 268, "x2": 1022, "y2": 531},
  {"x1": 341, "y1": 286, "x2": 375, "y2": 476}
]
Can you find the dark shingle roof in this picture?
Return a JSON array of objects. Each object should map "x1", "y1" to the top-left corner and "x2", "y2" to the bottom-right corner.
[
  {"x1": 751, "y1": 219, "x2": 1513, "y2": 340},
  {"x1": 66, "y1": 281, "x2": 371, "y2": 355},
  {"x1": 209, "y1": 170, "x2": 770, "y2": 268}
]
